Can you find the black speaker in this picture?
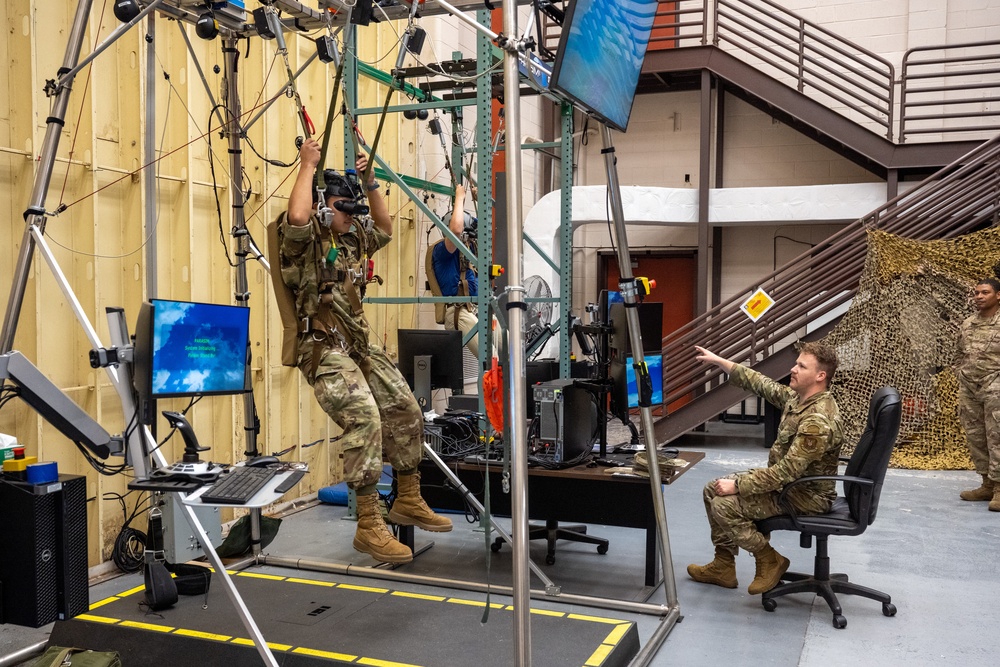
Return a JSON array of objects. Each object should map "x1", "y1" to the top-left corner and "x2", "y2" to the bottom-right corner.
[
  {"x1": 0, "y1": 474, "x2": 89, "y2": 627},
  {"x1": 609, "y1": 302, "x2": 663, "y2": 354}
]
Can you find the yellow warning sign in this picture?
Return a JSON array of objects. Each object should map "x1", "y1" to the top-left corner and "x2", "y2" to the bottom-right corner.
[{"x1": 741, "y1": 288, "x2": 774, "y2": 322}]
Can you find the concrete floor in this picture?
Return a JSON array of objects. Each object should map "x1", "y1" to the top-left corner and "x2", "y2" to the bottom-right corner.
[{"x1": 2, "y1": 421, "x2": 996, "y2": 666}]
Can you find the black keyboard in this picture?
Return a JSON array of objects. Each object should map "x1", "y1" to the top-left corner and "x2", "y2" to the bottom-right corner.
[{"x1": 200, "y1": 466, "x2": 278, "y2": 504}]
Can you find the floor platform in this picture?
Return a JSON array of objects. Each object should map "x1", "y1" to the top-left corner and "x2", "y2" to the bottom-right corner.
[{"x1": 53, "y1": 567, "x2": 639, "y2": 667}]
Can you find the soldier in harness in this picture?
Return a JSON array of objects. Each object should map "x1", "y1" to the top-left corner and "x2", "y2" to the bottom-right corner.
[
  {"x1": 426, "y1": 182, "x2": 493, "y2": 358},
  {"x1": 270, "y1": 138, "x2": 452, "y2": 564}
]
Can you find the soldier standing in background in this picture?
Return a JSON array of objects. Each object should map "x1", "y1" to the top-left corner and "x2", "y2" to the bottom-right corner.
[
  {"x1": 272, "y1": 138, "x2": 452, "y2": 564},
  {"x1": 956, "y1": 276, "x2": 1000, "y2": 511},
  {"x1": 688, "y1": 342, "x2": 843, "y2": 595}
]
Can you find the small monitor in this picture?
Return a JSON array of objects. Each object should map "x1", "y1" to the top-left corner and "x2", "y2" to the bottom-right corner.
[
  {"x1": 610, "y1": 353, "x2": 663, "y2": 421},
  {"x1": 549, "y1": 0, "x2": 659, "y2": 132},
  {"x1": 626, "y1": 354, "x2": 663, "y2": 408},
  {"x1": 397, "y1": 329, "x2": 464, "y2": 410},
  {"x1": 133, "y1": 299, "x2": 251, "y2": 425}
]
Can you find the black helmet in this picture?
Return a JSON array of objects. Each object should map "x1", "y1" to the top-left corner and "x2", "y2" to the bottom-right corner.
[{"x1": 315, "y1": 169, "x2": 356, "y2": 202}]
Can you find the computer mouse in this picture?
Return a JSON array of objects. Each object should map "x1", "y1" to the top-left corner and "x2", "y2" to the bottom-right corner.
[{"x1": 246, "y1": 455, "x2": 280, "y2": 468}]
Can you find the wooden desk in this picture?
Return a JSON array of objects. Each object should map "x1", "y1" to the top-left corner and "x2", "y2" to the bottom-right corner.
[{"x1": 417, "y1": 450, "x2": 704, "y2": 587}]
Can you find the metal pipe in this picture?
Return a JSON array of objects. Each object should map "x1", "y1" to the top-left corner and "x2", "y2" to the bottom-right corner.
[
  {"x1": 1, "y1": 0, "x2": 94, "y2": 352},
  {"x1": 434, "y1": 0, "x2": 499, "y2": 41},
  {"x1": 422, "y1": 444, "x2": 557, "y2": 589},
  {"x1": 601, "y1": 125, "x2": 679, "y2": 613},
  {"x1": 500, "y1": 0, "x2": 532, "y2": 661},
  {"x1": 0, "y1": 640, "x2": 48, "y2": 667},
  {"x1": 257, "y1": 555, "x2": 671, "y2": 617},
  {"x1": 177, "y1": 21, "x2": 227, "y2": 132},
  {"x1": 627, "y1": 607, "x2": 681, "y2": 667},
  {"x1": 58, "y1": 0, "x2": 168, "y2": 86},
  {"x1": 145, "y1": 11, "x2": 157, "y2": 299}
]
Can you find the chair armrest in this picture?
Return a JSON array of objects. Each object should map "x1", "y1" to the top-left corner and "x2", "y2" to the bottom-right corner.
[{"x1": 772, "y1": 475, "x2": 874, "y2": 531}]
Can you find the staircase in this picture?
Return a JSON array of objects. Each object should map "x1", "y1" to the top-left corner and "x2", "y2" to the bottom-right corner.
[
  {"x1": 636, "y1": 0, "x2": 999, "y2": 175},
  {"x1": 653, "y1": 134, "x2": 1000, "y2": 444}
]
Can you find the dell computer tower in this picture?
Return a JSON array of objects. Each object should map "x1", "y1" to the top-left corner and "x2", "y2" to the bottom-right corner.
[
  {"x1": 533, "y1": 379, "x2": 595, "y2": 463},
  {"x1": 0, "y1": 474, "x2": 89, "y2": 627}
]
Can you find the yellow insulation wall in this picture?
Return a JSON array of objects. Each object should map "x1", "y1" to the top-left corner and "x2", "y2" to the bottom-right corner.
[{"x1": 0, "y1": 3, "x2": 418, "y2": 567}]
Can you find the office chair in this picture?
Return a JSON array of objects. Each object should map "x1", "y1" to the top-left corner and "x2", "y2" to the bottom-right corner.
[{"x1": 755, "y1": 386, "x2": 902, "y2": 629}]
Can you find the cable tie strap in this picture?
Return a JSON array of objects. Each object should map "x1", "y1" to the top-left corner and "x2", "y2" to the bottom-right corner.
[
  {"x1": 235, "y1": 292, "x2": 250, "y2": 302},
  {"x1": 46, "y1": 116, "x2": 66, "y2": 127},
  {"x1": 23, "y1": 206, "x2": 45, "y2": 221},
  {"x1": 228, "y1": 149, "x2": 242, "y2": 154},
  {"x1": 57, "y1": 67, "x2": 71, "y2": 76},
  {"x1": 505, "y1": 301, "x2": 527, "y2": 312},
  {"x1": 222, "y1": 47, "x2": 239, "y2": 54},
  {"x1": 600, "y1": 147, "x2": 615, "y2": 154}
]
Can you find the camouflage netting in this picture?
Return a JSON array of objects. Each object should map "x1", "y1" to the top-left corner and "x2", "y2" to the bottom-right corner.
[{"x1": 821, "y1": 227, "x2": 1000, "y2": 470}]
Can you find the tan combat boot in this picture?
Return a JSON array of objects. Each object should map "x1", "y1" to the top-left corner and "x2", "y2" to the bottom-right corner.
[
  {"x1": 353, "y1": 492, "x2": 413, "y2": 564},
  {"x1": 388, "y1": 471, "x2": 453, "y2": 532},
  {"x1": 687, "y1": 547, "x2": 738, "y2": 589},
  {"x1": 748, "y1": 544, "x2": 790, "y2": 595},
  {"x1": 990, "y1": 485, "x2": 1000, "y2": 512},
  {"x1": 960, "y1": 474, "x2": 995, "y2": 501}
]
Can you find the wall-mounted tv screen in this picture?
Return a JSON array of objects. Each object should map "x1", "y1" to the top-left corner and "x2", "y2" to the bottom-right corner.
[{"x1": 549, "y1": 0, "x2": 659, "y2": 132}]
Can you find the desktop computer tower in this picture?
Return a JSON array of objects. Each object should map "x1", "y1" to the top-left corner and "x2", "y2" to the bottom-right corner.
[
  {"x1": 533, "y1": 379, "x2": 594, "y2": 463},
  {"x1": 0, "y1": 474, "x2": 89, "y2": 627}
]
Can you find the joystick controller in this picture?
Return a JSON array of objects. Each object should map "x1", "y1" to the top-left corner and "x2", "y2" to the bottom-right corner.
[{"x1": 158, "y1": 411, "x2": 219, "y2": 480}]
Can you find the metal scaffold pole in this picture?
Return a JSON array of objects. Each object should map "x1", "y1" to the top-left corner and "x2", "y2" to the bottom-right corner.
[
  {"x1": 599, "y1": 124, "x2": 682, "y2": 665},
  {"x1": 498, "y1": 1, "x2": 532, "y2": 663}
]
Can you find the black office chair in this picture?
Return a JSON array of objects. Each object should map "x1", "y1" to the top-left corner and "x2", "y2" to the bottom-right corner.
[{"x1": 755, "y1": 386, "x2": 902, "y2": 629}]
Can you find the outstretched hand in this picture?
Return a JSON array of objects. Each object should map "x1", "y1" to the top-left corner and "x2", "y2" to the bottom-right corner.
[{"x1": 694, "y1": 346, "x2": 735, "y2": 373}]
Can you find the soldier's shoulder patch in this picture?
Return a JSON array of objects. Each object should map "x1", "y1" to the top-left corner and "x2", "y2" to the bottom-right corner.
[{"x1": 798, "y1": 413, "x2": 832, "y2": 437}]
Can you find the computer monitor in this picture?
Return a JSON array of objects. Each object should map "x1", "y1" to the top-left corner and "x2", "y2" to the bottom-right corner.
[
  {"x1": 133, "y1": 299, "x2": 251, "y2": 425},
  {"x1": 397, "y1": 329, "x2": 464, "y2": 410},
  {"x1": 610, "y1": 353, "x2": 663, "y2": 422},
  {"x1": 548, "y1": 0, "x2": 659, "y2": 132},
  {"x1": 609, "y1": 301, "x2": 663, "y2": 354}
]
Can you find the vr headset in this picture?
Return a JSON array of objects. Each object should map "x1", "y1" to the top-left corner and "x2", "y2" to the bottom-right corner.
[
  {"x1": 447, "y1": 210, "x2": 478, "y2": 238},
  {"x1": 315, "y1": 169, "x2": 369, "y2": 226}
]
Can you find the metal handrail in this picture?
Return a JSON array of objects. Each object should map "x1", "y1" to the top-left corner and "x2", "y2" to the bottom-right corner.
[
  {"x1": 646, "y1": 1, "x2": 709, "y2": 50},
  {"x1": 712, "y1": 0, "x2": 894, "y2": 139},
  {"x1": 659, "y1": 134, "x2": 1000, "y2": 410},
  {"x1": 900, "y1": 39, "x2": 1000, "y2": 143}
]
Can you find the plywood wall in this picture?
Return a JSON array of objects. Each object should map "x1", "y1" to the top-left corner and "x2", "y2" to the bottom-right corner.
[{"x1": 0, "y1": 3, "x2": 428, "y2": 567}]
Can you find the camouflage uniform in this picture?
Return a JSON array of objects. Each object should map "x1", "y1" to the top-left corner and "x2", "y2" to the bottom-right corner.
[
  {"x1": 277, "y1": 212, "x2": 422, "y2": 489},
  {"x1": 703, "y1": 364, "x2": 844, "y2": 554},
  {"x1": 956, "y1": 311, "x2": 1000, "y2": 483}
]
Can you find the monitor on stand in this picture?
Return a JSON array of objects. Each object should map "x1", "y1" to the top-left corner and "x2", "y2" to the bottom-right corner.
[
  {"x1": 132, "y1": 298, "x2": 252, "y2": 426},
  {"x1": 397, "y1": 329, "x2": 464, "y2": 412},
  {"x1": 610, "y1": 354, "x2": 664, "y2": 450}
]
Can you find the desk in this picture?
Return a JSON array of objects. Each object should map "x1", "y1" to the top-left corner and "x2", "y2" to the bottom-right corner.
[{"x1": 418, "y1": 450, "x2": 704, "y2": 587}]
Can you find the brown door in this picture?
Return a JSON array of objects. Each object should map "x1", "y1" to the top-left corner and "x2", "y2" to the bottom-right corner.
[{"x1": 605, "y1": 253, "x2": 695, "y2": 413}]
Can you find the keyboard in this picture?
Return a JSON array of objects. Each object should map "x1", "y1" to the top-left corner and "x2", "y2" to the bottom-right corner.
[{"x1": 200, "y1": 466, "x2": 278, "y2": 504}]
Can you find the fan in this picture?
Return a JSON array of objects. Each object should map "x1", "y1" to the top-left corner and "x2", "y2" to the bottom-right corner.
[{"x1": 524, "y1": 275, "x2": 554, "y2": 348}]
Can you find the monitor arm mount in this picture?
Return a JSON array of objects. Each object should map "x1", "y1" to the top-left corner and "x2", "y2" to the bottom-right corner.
[{"x1": 0, "y1": 350, "x2": 118, "y2": 461}]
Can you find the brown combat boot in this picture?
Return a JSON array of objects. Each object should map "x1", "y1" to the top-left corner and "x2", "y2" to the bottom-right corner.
[
  {"x1": 388, "y1": 471, "x2": 453, "y2": 532},
  {"x1": 687, "y1": 547, "x2": 738, "y2": 589},
  {"x1": 353, "y1": 492, "x2": 413, "y2": 564},
  {"x1": 990, "y1": 486, "x2": 1000, "y2": 512},
  {"x1": 748, "y1": 544, "x2": 790, "y2": 595},
  {"x1": 960, "y1": 474, "x2": 995, "y2": 501}
]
